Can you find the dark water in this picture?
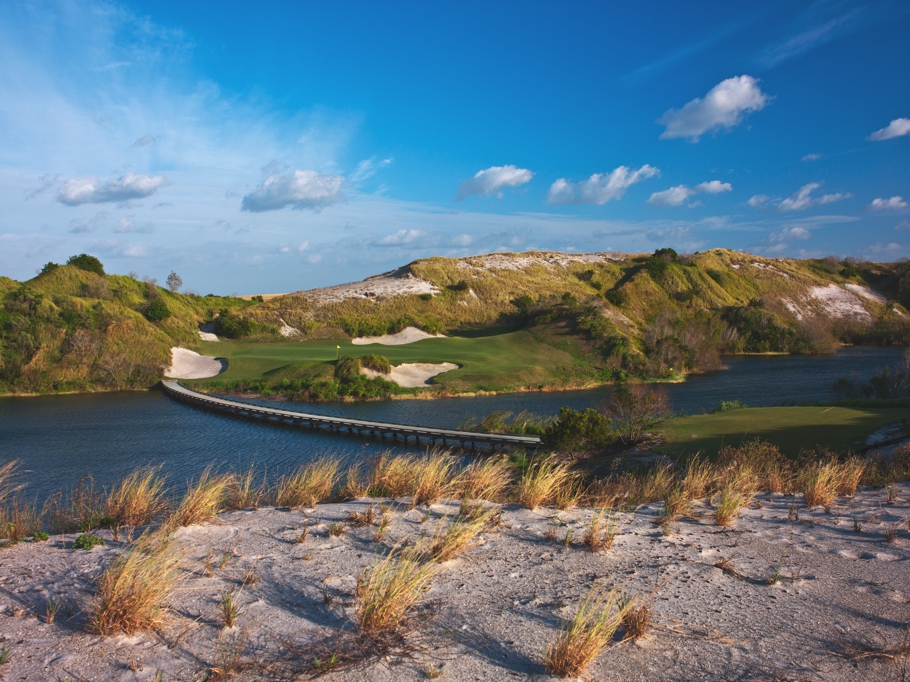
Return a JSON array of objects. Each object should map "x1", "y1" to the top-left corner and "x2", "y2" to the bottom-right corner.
[{"x1": 0, "y1": 347, "x2": 904, "y2": 501}]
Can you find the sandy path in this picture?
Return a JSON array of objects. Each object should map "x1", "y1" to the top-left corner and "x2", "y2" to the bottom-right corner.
[
  {"x1": 1, "y1": 485, "x2": 908, "y2": 681},
  {"x1": 352, "y1": 326, "x2": 446, "y2": 345},
  {"x1": 164, "y1": 347, "x2": 225, "y2": 379},
  {"x1": 362, "y1": 362, "x2": 459, "y2": 387}
]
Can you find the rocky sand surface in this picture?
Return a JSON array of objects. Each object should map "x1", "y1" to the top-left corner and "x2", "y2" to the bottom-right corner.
[{"x1": 0, "y1": 485, "x2": 908, "y2": 681}]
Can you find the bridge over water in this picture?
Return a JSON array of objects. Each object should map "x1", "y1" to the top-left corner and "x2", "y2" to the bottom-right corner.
[{"x1": 162, "y1": 381, "x2": 541, "y2": 451}]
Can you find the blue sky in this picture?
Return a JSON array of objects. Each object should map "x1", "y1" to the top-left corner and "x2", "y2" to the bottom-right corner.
[{"x1": 1, "y1": 0, "x2": 908, "y2": 294}]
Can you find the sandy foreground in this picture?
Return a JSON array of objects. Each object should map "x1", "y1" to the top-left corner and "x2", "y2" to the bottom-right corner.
[
  {"x1": 164, "y1": 348, "x2": 225, "y2": 380},
  {"x1": 1, "y1": 486, "x2": 908, "y2": 681}
]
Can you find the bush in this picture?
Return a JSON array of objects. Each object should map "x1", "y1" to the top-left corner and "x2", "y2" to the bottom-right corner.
[
  {"x1": 334, "y1": 356, "x2": 363, "y2": 382},
  {"x1": 448, "y1": 280, "x2": 470, "y2": 291},
  {"x1": 73, "y1": 533, "x2": 106, "y2": 550},
  {"x1": 645, "y1": 256, "x2": 668, "y2": 279},
  {"x1": 32, "y1": 531, "x2": 49, "y2": 541},
  {"x1": 66, "y1": 254, "x2": 105, "y2": 276},
  {"x1": 603, "y1": 384, "x2": 670, "y2": 443},
  {"x1": 716, "y1": 400, "x2": 747, "y2": 412},
  {"x1": 418, "y1": 293, "x2": 433, "y2": 301},
  {"x1": 542, "y1": 407, "x2": 615, "y2": 452},
  {"x1": 143, "y1": 299, "x2": 171, "y2": 322},
  {"x1": 360, "y1": 354, "x2": 391, "y2": 374},
  {"x1": 40, "y1": 262, "x2": 60, "y2": 276},
  {"x1": 604, "y1": 289, "x2": 625, "y2": 306},
  {"x1": 214, "y1": 311, "x2": 258, "y2": 338}
]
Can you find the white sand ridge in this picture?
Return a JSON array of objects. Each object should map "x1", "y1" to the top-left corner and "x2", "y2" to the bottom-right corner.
[{"x1": 352, "y1": 326, "x2": 446, "y2": 346}]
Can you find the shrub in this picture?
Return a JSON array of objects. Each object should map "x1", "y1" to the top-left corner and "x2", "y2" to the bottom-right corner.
[
  {"x1": 66, "y1": 254, "x2": 105, "y2": 276},
  {"x1": 360, "y1": 354, "x2": 391, "y2": 374},
  {"x1": 542, "y1": 408, "x2": 615, "y2": 452},
  {"x1": 214, "y1": 311, "x2": 259, "y2": 338},
  {"x1": 604, "y1": 289, "x2": 625, "y2": 306},
  {"x1": 448, "y1": 280, "x2": 470, "y2": 292},
  {"x1": 143, "y1": 299, "x2": 171, "y2": 322},
  {"x1": 40, "y1": 262, "x2": 60, "y2": 276},
  {"x1": 418, "y1": 293, "x2": 433, "y2": 301},
  {"x1": 716, "y1": 399, "x2": 747, "y2": 412},
  {"x1": 602, "y1": 385, "x2": 670, "y2": 443},
  {"x1": 32, "y1": 531, "x2": 49, "y2": 541},
  {"x1": 73, "y1": 533, "x2": 106, "y2": 550},
  {"x1": 334, "y1": 356, "x2": 363, "y2": 382}
]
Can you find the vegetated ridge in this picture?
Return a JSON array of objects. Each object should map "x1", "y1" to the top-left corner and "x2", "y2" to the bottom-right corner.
[{"x1": 2, "y1": 249, "x2": 908, "y2": 396}]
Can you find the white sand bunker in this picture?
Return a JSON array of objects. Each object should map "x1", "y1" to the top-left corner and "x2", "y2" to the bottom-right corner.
[
  {"x1": 164, "y1": 348, "x2": 225, "y2": 379},
  {"x1": 362, "y1": 362, "x2": 459, "y2": 387},
  {"x1": 352, "y1": 326, "x2": 446, "y2": 346},
  {"x1": 197, "y1": 322, "x2": 219, "y2": 342}
]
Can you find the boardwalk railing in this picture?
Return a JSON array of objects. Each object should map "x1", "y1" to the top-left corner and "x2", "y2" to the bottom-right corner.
[{"x1": 162, "y1": 381, "x2": 541, "y2": 451}]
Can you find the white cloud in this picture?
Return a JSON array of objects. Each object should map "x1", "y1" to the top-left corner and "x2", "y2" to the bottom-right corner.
[
  {"x1": 377, "y1": 229, "x2": 426, "y2": 245},
  {"x1": 802, "y1": 153, "x2": 822, "y2": 161},
  {"x1": 547, "y1": 165, "x2": 659, "y2": 205},
  {"x1": 657, "y1": 75, "x2": 769, "y2": 141},
  {"x1": 240, "y1": 170, "x2": 344, "y2": 212},
  {"x1": 648, "y1": 180, "x2": 731, "y2": 207},
  {"x1": 867, "y1": 118, "x2": 910, "y2": 141},
  {"x1": 747, "y1": 194, "x2": 770, "y2": 208},
  {"x1": 23, "y1": 173, "x2": 60, "y2": 200},
  {"x1": 132, "y1": 134, "x2": 159, "y2": 147},
  {"x1": 68, "y1": 211, "x2": 107, "y2": 233},
  {"x1": 895, "y1": 220, "x2": 910, "y2": 231},
  {"x1": 770, "y1": 226, "x2": 811, "y2": 242},
  {"x1": 868, "y1": 196, "x2": 907, "y2": 211},
  {"x1": 113, "y1": 216, "x2": 153, "y2": 233},
  {"x1": 457, "y1": 165, "x2": 533, "y2": 200},
  {"x1": 776, "y1": 183, "x2": 851, "y2": 212},
  {"x1": 56, "y1": 173, "x2": 168, "y2": 205},
  {"x1": 350, "y1": 157, "x2": 392, "y2": 183}
]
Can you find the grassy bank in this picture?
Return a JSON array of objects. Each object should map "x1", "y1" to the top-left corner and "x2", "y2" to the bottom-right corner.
[{"x1": 657, "y1": 405, "x2": 908, "y2": 457}]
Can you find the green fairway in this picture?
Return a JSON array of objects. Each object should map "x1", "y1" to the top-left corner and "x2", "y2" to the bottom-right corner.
[
  {"x1": 188, "y1": 330, "x2": 591, "y2": 393},
  {"x1": 657, "y1": 406, "x2": 906, "y2": 457}
]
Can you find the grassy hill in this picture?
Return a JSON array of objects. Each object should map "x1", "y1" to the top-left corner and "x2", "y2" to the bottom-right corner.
[{"x1": 2, "y1": 249, "x2": 908, "y2": 396}]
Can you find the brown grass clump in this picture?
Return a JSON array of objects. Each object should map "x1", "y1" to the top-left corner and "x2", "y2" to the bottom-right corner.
[
  {"x1": 428, "y1": 508, "x2": 496, "y2": 562},
  {"x1": 46, "y1": 475, "x2": 106, "y2": 534},
  {"x1": 347, "y1": 504, "x2": 376, "y2": 527},
  {"x1": 516, "y1": 457, "x2": 576, "y2": 510},
  {"x1": 797, "y1": 459, "x2": 843, "y2": 508},
  {"x1": 168, "y1": 468, "x2": 233, "y2": 528},
  {"x1": 0, "y1": 460, "x2": 22, "y2": 505},
  {"x1": 274, "y1": 459, "x2": 340, "y2": 508},
  {"x1": 681, "y1": 456, "x2": 715, "y2": 500},
  {"x1": 105, "y1": 466, "x2": 168, "y2": 527},
  {"x1": 411, "y1": 453, "x2": 458, "y2": 507},
  {"x1": 365, "y1": 452, "x2": 457, "y2": 506},
  {"x1": 0, "y1": 498, "x2": 42, "y2": 543},
  {"x1": 339, "y1": 463, "x2": 369, "y2": 500},
  {"x1": 545, "y1": 588, "x2": 627, "y2": 678},
  {"x1": 712, "y1": 485, "x2": 749, "y2": 526},
  {"x1": 356, "y1": 542, "x2": 441, "y2": 631},
  {"x1": 224, "y1": 467, "x2": 263, "y2": 510},
  {"x1": 456, "y1": 457, "x2": 513, "y2": 502},
  {"x1": 91, "y1": 531, "x2": 182, "y2": 636},
  {"x1": 620, "y1": 595, "x2": 652, "y2": 641},
  {"x1": 718, "y1": 440, "x2": 792, "y2": 494},
  {"x1": 582, "y1": 509, "x2": 618, "y2": 552}
]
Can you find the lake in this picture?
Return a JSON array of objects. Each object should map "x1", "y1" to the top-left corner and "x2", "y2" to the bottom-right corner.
[{"x1": 0, "y1": 346, "x2": 903, "y2": 501}]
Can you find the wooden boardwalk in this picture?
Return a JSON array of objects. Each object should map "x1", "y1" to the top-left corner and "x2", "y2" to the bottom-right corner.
[{"x1": 162, "y1": 381, "x2": 541, "y2": 451}]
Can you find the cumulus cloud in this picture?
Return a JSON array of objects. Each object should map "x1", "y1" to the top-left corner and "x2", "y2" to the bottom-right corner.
[
  {"x1": 657, "y1": 75, "x2": 769, "y2": 141},
  {"x1": 867, "y1": 118, "x2": 910, "y2": 141},
  {"x1": 770, "y1": 226, "x2": 811, "y2": 242},
  {"x1": 647, "y1": 180, "x2": 732, "y2": 207},
  {"x1": 747, "y1": 194, "x2": 770, "y2": 208},
  {"x1": 457, "y1": 165, "x2": 534, "y2": 200},
  {"x1": 776, "y1": 183, "x2": 851, "y2": 212},
  {"x1": 113, "y1": 216, "x2": 153, "y2": 233},
  {"x1": 57, "y1": 173, "x2": 168, "y2": 205},
  {"x1": 868, "y1": 196, "x2": 907, "y2": 211},
  {"x1": 546, "y1": 165, "x2": 659, "y2": 205},
  {"x1": 240, "y1": 170, "x2": 344, "y2": 212},
  {"x1": 132, "y1": 134, "x2": 159, "y2": 147}
]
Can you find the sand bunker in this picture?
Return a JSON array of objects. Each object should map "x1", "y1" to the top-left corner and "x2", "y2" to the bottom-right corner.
[
  {"x1": 352, "y1": 326, "x2": 446, "y2": 345},
  {"x1": 164, "y1": 348, "x2": 225, "y2": 379},
  {"x1": 809, "y1": 284, "x2": 872, "y2": 322},
  {"x1": 197, "y1": 322, "x2": 219, "y2": 342},
  {"x1": 844, "y1": 283, "x2": 887, "y2": 304},
  {"x1": 362, "y1": 361, "x2": 458, "y2": 387}
]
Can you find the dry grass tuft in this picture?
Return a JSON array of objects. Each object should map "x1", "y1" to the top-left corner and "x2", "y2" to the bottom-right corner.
[
  {"x1": 582, "y1": 509, "x2": 618, "y2": 552},
  {"x1": 545, "y1": 588, "x2": 627, "y2": 678},
  {"x1": 619, "y1": 595, "x2": 652, "y2": 641},
  {"x1": 356, "y1": 542, "x2": 441, "y2": 631},
  {"x1": 456, "y1": 457, "x2": 513, "y2": 502},
  {"x1": 712, "y1": 486, "x2": 749, "y2": 526},
  {"x1": 839, "y1": 624, "x2": 910, "y2": 663},
  {"x1": 797, "y1": 459, "x2": 843, "y2": 508},
  {"x1": 224, "y1": 467, "x2": 263, "y2": 510},
  {"x1": 428, "y1": 508, "x2": 496, "y2": 562},
  {"x1": 411, "y1": 453, "x2": 458, "y2": 507},
  {"x1": 274, "y1": 459, "x2": 340, "y2": 508},
  {"x1": 105, "y1": 466, "x2": 168, "y2": 527},
  {"x1": 168, "y1": 468, "x2": 233, "y2": 528},
  {"x1": 347, "y1": 504, "x2": 376, "y2": 527},
  {"x1": 516, "y1": 457, "x2": 576, "y2": 510},
  {"x1": 91, "y1": 531, "x2": 182, "y2": 636}
]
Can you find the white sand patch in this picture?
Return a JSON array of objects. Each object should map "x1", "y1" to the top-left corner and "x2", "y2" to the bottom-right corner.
[
  {"x1": 456, "y1": 251, "x2": 625, "y2": 272},
  {"x1": 895, "y1": 308, "x2": 906, "y2": 318},
  {"x1": 781, "y1": 297, "x2": 805, "y2": 321},
  {"x1": 197, "y1": 322, "x2": 219, "y2": 342},
  {"x1": 749, "y1": 262, "x2": 790, "y2": 278},
  {"x1": 809, "y1": 284, "x2": 872, "y2": 322},
  {"x1": 844, "y1": 283, "x2": 887, "y2": 304},
  {"x1": 352, "y1": 326, "x2": 446, "y2": 345},
  {"x1": 164, "y1": 348, "x2": 225, "y2": 379},
  {"x1": 299, "y1": 266, "x2": 439, "y2": 304},
  {"x1": 278, "y1": 318, "x2": 301, "y2": 337},
  {"x1": 362, "y1": 361, "x2": 458, "y2": 387}
]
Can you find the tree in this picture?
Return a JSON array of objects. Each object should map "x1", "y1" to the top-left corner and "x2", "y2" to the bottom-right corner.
[
  {"x1": 542, "y1": 407, "x2": 615, "y2": 453},
  {"x1": 601, "y1": 384, "x2": 670, "y2": 443},
  {"x1": 166, "y1": 271, "x2": 182, "y2": 292},
  {"x1": 66, "y1": 254, "x2": 105, "y2": 276}
]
